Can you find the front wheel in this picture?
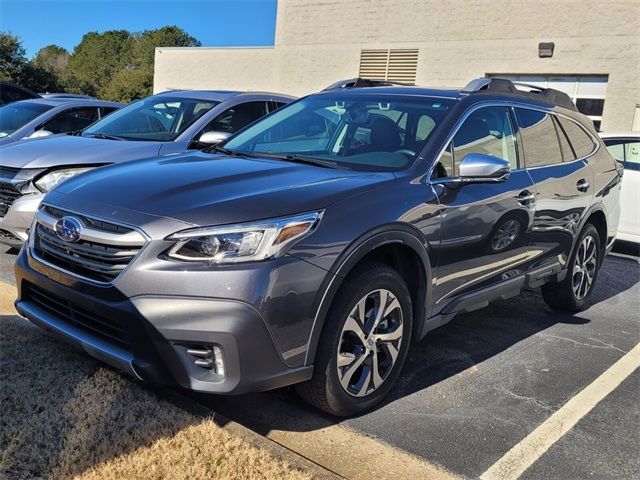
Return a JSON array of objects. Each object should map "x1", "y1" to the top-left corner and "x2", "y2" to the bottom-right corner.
[
  {"x1": 541, "y1": 223, "x2": 601, "y2": 312},
  {"x1": 296, "y1": 263, "x2": 413, "y2": 416}
]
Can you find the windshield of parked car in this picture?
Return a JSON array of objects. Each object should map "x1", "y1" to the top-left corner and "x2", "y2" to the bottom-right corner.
[
  {"x1": 82, "y1": 96, "x2": 219, "y2": 141},
  {"x1": 223, "y1": 93, "x2": 454, "y2": 171},
  {"x1": 0, "y1": 101, "x2": 53, "y2": 137}
]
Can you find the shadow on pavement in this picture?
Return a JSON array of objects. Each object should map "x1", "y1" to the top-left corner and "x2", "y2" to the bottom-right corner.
[{"x1": 193, "y1": 254, "x2": 639, "y2": 435}]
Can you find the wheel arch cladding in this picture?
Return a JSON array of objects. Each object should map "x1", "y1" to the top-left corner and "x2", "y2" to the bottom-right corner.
[
  {"x1": 304, "y1": 225, "x2": 432, "y2": 365},
  {"x1": 586, "y1": 208, "x2": 607, "y2": 254}
]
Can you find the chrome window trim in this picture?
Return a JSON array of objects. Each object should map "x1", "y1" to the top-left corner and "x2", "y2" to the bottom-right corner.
[
  {"x1": 29, "y1": 203, "x2": 151, "y2": 286},
  {"x1": 424, "y1": 100, "x2": 600, "y2": 184}
]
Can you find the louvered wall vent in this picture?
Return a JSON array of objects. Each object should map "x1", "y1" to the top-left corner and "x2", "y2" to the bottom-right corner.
[{"x1": 358, "y1": 49, "x2": 419, "y2": 85}]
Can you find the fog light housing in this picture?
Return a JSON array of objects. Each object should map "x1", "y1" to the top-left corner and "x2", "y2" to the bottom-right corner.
[{"x1": 185, "y1": 344, "x2": 225, "y2": 378}]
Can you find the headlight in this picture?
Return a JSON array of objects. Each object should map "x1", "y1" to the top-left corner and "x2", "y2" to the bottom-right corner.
[
  {"x1": 35, "y1": 167, "x2": 96, "y2": 193},
  {"x1": 166, "y1": 211, "x2": 322, "y2": 264}
]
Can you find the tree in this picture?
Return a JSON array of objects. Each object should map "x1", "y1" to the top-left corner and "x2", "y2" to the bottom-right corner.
[
  {"x1": 2, "y1": 26, "x2": 200, "y2": 102},
  {"x1": 33, "y1": 45, "x2": 70, "y2": 76},
  {"x1": 130, "y1": 25, "x2": 200, "y2": 68},
  {"x1": 0, "y1": 32, "x2": 27, "y2": 81},
  {"x1": 0, "y1": 32, "x2": 60, "y2": 92},
  {"x1": 103, "y1": 66, "x2": 153, "y2": 103},
  {"x1": 64, "y1": 30, "x2": 131, "y2": 97}
]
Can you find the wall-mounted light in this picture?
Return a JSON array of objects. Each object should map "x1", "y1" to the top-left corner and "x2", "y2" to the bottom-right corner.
[{"x1": 539, "y1": 42, "x2": 555, "y2": 58}]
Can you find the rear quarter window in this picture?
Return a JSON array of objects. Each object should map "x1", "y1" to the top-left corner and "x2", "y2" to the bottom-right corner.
[{"x1": 557, "y1": 117, "x2": 596, "y2": 159}]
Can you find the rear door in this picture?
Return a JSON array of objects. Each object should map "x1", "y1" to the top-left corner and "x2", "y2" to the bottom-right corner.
[
  {"x1": 604, "y1": 137, "x2": 640, "y2": 240},
  {"x1": 430, "y1": 105, "x2": 536, "y2": 309},
  {"x1": 516, "y1": 108, "x2": 595, "y2": 275}
]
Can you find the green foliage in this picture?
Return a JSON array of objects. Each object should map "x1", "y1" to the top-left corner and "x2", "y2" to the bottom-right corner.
[
  {"x1": 0, "y1": 32, "x2": 26, "y2": 80},
  {"x1": 103, "y1": 66, "x2": 154, "y2": 103},
  {"x1": 0, "y1": 26, "x2": 200, "y2": 102},
  {"x1": 0, "y1": 32, "x2": 61, "y2": 92},
  {"x1": 33, "y1": 45, "x2": 71, "y2": 75}
]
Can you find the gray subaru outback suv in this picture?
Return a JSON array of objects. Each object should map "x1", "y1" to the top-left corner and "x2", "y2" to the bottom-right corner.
[{"x1": 15, "y1": 78, "x2": 621, "y2": 416}]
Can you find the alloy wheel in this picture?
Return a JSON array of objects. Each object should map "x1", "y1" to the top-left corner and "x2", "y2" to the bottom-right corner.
[
  {"x1": 572, "y1": 234, "x2": 598, "y2": 300},
  {"x1": 336, "y1": 289, "x2": 404, "y2": 397}
]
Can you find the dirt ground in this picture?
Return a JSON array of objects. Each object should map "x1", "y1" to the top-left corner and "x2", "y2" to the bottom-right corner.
[{"x1": 0, "y1": 314, "x2": 313, "y2": 480}]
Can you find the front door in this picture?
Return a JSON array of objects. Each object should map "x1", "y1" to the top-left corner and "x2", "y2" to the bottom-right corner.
[{"x1": 430, "y1": 105, "x2": 535, "y2": 310}]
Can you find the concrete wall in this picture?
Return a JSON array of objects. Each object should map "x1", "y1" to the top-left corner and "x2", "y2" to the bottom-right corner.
[{"x1": 154, "y1": 0, "x2": 640, "y2": 131}]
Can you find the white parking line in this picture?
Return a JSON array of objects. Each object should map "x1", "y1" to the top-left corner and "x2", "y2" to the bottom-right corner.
[{"x1": 480, "y1": 342, "x2": 640, "y2": 480}]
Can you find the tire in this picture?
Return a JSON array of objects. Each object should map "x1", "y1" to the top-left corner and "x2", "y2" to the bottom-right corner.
[
  {"x1": 541, "y1": 223, "x2": 601, "y2": 312},
  {"x1": 296, "y1": 262, "x2": 413, "y2": 417}
]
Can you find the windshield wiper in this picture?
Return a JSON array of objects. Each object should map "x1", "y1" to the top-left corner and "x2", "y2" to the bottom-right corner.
[
  {"x1": 206, "y1": 145, "x2": 340, "y2": 169},
  {"x1": 204, "y1": 144, "x2": 259, "y2": 158},
  {"x1": 83, "y1": 133, "x2": 126, "y2": 141},
  {"x1": 260, "y1": 153, "x2": 340, "y2": 169}
]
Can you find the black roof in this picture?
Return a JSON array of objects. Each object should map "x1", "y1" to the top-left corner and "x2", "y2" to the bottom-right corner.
[{"x1": 321, "y1": 77, "x2": 577, "y2": 111}]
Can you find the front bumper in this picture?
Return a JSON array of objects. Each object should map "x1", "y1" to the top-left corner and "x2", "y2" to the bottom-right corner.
[
  {"x1": 15, "y1": 248, "x2": 314, "y2": 394},
  {"x1": 0, "y1": 192, "x2": 43, "y2": 247}
]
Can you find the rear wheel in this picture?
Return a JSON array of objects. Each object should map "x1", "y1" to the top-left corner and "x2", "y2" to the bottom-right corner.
[
  {"x1": 542, "y1": 223, "x2": 601, "y2": 312},
  {"x1": 296, "y1": 263, "x2": 412, "y2": 416}
]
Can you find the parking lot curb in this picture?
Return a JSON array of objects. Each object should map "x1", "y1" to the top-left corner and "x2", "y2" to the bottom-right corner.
[
  {"x1": 152, "y1": 386, "x2": 343, "y2": 480},
  {"x1": 0, "y1": 277, "x2": 340, "y2": 480}
]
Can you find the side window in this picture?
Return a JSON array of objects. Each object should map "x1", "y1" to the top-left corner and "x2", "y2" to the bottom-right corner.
[
  {"x1": 100, "y1": 107, "x2": 119, "y2": 118},
  {"x1": 553, "y1": 116, "x2": 575, "y2": 161},
  {"x1": 557, "y1": 117, "x2": 596, "y2": 159},
  {"x1": 203, "y1": 101, "x2": 268, "y2": 135},
  {"x1": 432, "y1": 106, "x2": 517, "y2": 179},
  {"x1": 416, "y1": 115, "x2": 436, "y2": 142},
  {"x1": 627, "y1": 142, "x2": 640, "y2": 167},
  {"x1": 40, "y1": 108, "x2": 100, "y2": 134},
  {"x1": 271, "y1": 101, "x2": 287, "y2": 111},
  {"x1": 515, "y1": 109, "x2": 563, "y2": 168},
  {"x1": 605, "y1": 140, "x2": 640, "y2": 171}
]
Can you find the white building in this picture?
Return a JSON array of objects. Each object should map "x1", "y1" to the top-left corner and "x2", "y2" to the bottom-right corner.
[{"x1": 154, "y1": 0, "x2": 640, "y2": 131}]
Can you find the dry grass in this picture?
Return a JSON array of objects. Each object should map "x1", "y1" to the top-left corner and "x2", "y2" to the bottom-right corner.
[{"x1": 0, "y1": 315, "x2": 313, "y2": 480}]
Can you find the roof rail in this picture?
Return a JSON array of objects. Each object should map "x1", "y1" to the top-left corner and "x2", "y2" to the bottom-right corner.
[
  {"x1": 462, "y1": 77, "x2": 577, "y2": 111},
  {"x1": 323, "y1": 78, "x2": 408, "y2": 91}
]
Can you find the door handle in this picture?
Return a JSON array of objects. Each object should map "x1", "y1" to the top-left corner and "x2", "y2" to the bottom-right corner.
[
  {"x1": 516, "y1": 190, "x2": 535, "y2": 206},
  {"x1": 576, "y1": 179, "x2": 590, "y2": 192}
]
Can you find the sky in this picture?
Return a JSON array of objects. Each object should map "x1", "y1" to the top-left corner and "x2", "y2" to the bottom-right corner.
[{"x1": 0, "y1": 0, "x2": 278, "y2": 57}]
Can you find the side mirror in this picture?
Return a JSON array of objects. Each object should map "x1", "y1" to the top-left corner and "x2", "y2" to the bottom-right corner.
[
  {"x1": 459, "y1": 153, "x2": 511, "y2": 182},
  {"x1": 198, "y1": 131, "x2": 232, "y2": 146},
  {"x1": 28, "y1": 130, "x2": 53, "y2": 139}
]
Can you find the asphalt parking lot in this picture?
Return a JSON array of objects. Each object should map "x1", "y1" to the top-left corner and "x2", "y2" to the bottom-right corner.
[{"x1": 1, "y1": 244, "x2": 638, "y2": 479}]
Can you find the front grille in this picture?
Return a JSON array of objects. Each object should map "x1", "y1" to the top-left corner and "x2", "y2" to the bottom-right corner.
[
  {"x1": 0, "y1": 186, "x2": 21, "y2": 216},
  {"x1": 23, "y1": 282, "x2": 130, "y2": 349},
  {"x1": 33, "y1": 206, "x2": 145, "y2": 283}
]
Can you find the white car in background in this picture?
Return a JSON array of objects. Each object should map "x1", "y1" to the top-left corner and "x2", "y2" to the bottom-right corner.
[{"x1": 600, "y1": 132, "x2": 640, "y2": 243}]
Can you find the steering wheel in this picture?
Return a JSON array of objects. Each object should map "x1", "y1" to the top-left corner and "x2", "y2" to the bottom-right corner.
[{"x1": 394, "y1": 149, "x2": 416, "y2": 158}]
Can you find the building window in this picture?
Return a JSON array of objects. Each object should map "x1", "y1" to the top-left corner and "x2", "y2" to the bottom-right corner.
[
  {"x1": 488, "y1": 75, "x2": 608, "y2": 130},
  {"x1": 359, "y1": 49, "x2": 419, "y2": 85}
]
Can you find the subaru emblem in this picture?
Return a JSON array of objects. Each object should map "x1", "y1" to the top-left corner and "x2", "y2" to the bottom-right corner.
[{"x1": 54, "y1": 216, "x2": 82, "y2": 243}]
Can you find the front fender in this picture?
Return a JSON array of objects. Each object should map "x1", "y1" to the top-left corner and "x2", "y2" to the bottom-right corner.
[{"x1": 302, "y1": 224, "x2": 433, "y2": 365}]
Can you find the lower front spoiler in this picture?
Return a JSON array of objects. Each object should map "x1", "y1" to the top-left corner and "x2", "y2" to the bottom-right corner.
[
  {"x1": 15, "y1": 251, "x2": 314, "y2": 395},
  {"x1": 16, "y1": 300, "x2": 142, "y2": 379}
]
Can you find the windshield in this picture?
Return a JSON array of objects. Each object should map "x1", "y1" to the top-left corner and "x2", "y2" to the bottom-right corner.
[
  {"x1": 223, "y1": 93, "x2": 454, "y2": 171},
  {"x1": 82, "y1": 96, "x2": 219, "y2": 141},
  {"x1": 0, "y1": 102, "x2": 53, "y2": 137}
]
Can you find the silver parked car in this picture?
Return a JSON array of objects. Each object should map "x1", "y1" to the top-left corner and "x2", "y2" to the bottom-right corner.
[
  {"x1": 0, "y1": 97, "x2": 122, "y2": 146},
  {"x1": 0, "y1": 90, "x2": 294, "y2": 247}
]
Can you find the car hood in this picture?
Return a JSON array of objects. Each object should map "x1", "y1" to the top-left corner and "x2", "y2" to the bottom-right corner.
[
  {"x1": 51, "y1": 152, "x2": 395, "y2": 228},
  {"x1": 0, "y1": 134, "x2": 164, "y2": 169}
]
